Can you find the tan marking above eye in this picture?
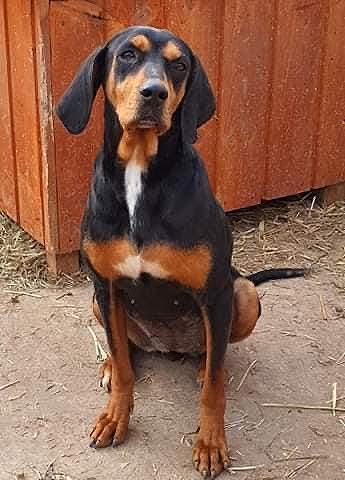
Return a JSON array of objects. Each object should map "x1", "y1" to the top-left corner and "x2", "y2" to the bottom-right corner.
[
  {"x1": 130, "y1": 35, "x2": 151, "y2": 52},
  {"x1": 162, "y1": 41, "x2": 182, "y2": 61}
]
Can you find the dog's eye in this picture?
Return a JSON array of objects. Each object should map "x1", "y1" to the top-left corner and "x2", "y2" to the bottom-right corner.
[
  {"x1": 173, "y1": 62, "x2": 186, "y2": 72},
  {"x1": 119, "y1": 50, "x2": 137, "y2": 62}
]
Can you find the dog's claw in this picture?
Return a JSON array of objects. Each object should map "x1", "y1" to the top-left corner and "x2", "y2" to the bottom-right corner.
[
  {"x1": 201, "y1": 470, "x2": 208, "y2": 478},
  {"x1": 89, "y1": 439, "x2": 97, "y2": 449},
  {"x1": 112, "y1": 437, "x2": 120, "y2": 448}
]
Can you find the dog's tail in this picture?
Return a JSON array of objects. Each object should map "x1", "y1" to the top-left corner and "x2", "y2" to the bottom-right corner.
[{"x1": 246, "y1": 268, "x2": 305, "y2": 286}]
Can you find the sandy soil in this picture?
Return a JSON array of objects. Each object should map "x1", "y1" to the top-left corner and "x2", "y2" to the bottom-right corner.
[{"x1": 1, "y1": 265, "x2": 345, "y2": 479}]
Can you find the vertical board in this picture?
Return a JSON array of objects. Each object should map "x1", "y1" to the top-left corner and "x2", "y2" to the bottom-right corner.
[
  {"x1": 264, "y1": 0, "x2": 323, "y2": 199},
  {"x1": 50, "y1": 3, "x2": 105, "y2": 253},
  {"x1": 314, "y1": 1, "x2": 345, "y2": 187},
  {"x1": 164, "y1": 0, "x2": 223, "y2": 190},
  {"x1": 104, "y1": 1, "x2": 166, "y2": 40},
  {"x1": 103, "y1": 0, "x2": 136, "y2": 39},
  {"x1": 216, "y1": 1, "x2": 274, "y2": 210},
  {"x1": 134, "y1": 0, "x2": 165, "y2": 27},
  {"x1": 34, "y1": 0, "x2": 59, "y2": 253},
  {"x1": 6, "y1": 0, "x2": 44, "y2": 242},
  {"x1": 0, "y1": 2, "x2": 18, "y2": 220}
]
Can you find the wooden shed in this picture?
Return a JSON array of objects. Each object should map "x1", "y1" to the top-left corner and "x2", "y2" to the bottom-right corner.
[{"x1": 0, "y1": 1, "x2": 344, "y2": 272}]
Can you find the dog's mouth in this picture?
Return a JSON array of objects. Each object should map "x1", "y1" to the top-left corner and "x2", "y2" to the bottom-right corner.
[
  {"x1": 136, "y1": 119, "x2": 159, "y2": 129},
  {"x1": 128, "y1": 113, "x2": 165, "y2": 134}
]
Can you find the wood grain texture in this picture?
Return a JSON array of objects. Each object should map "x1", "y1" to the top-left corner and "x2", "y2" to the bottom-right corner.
[
  {"x1": 34, "y1": 0, "x2": 59, "y2": 252},
  {"x1": 50, "y1": 2, "x2": 105, "y2": 252},
  {"x1": 313, "y1": 1, "x2": 345, "y2": 188},
  {"x1": 264, "y1": 0, "x2": 323, "y2": 199},
  {"x1": 165, "y1": 0, "x2": 223, "y2": 190},
  {"x1": 134, "y1": 0, "x2": 165, "y2": 28},
  {"x1": 216, "y1": 0, "x2": 274, "y2": 210},
  {"x1": 0, "y1": 1, "x2": 18, "y2": 220},
  {"x1": 6, "y1": 0, "x2": 44, "y2": 242},
  {"x1": 103, "y1": 0, "x2": 136, "y2": 39}
]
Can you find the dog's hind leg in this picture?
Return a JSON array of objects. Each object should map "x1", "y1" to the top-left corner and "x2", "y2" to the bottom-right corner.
[{"x1": 229, "y1": 277, "x2": 261, "y2": 343}]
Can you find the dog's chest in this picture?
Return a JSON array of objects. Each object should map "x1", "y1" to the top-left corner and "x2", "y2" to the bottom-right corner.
[
  {"x1": 124, "y1": 158, "x2": 143, "y2": 231},
  {"x1": 83, "y1": 237, "x2": 211, "y2": 291}
]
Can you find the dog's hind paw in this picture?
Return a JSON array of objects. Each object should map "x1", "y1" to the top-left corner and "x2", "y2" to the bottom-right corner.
[{"x1": 98, "y1": 356, "x2": 112, "y2": 393}]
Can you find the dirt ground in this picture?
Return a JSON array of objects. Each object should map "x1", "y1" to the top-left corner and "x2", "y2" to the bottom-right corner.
[{"x1": 1, "y1": 198, "x2": 345, "y2": 480}]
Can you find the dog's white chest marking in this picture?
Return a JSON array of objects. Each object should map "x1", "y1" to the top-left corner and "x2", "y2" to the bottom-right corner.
[
  {"x1": 116, "y1": 255, "x2": 168, "y2": 280},
  {"x1": 124, "y1": 158, "x2": 143, "y2": 229}
]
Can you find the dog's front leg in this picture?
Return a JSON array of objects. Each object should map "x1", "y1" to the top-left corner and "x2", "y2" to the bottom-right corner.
[
  {"x1": 90, "y1": 279, "x2": 134, "y2": 448},
  {"x1": 193, "y1": 286, "x2": 232, "y2": 478}
]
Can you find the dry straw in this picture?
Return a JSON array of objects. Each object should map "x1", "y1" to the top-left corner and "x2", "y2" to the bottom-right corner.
[
  {"x1": 230, "y1": 195, "x2": 345, "y2": 279},
  {"x1": 0, "y1": 211, "x2": 86, "y2": 289}
]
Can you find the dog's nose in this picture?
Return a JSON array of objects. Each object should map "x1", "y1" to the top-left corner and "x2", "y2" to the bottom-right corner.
[{"x1": 140, "y1": 81, "x2": 168, "y2": 102}]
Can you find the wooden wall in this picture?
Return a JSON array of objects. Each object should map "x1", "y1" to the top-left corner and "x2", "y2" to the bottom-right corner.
[
  {"x1": 0, "y1": 0, "x2": 344, "y2": 258},
  {"x1": 0, "y1": 1, "x2": 44, "y2": 243}
]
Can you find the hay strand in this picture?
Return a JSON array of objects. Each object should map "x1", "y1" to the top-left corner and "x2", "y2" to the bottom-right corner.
[
  {"x1": 262, "y1": 402, "x2": 345, "y2": 413},
  {"x1": 236, "y1": 360, "x2": 257, "y2": 392},
  {"x1": 332, "y1": 382, "x2": 337, "y2": 417}
]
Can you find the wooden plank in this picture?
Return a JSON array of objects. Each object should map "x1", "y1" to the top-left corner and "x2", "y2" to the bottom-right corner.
[
  {"x1": 164, "y1": 0, "x2": 223, "y2": 190},
  {"x1": 47, "y1": 250, "x2": 80, "y2": 275},
  {"x1": 134, "y1": 0, "x2": 165, "y2": 27},
  {"x1": 316, "y1": 182, "x2": 345, "y2": 207},
  {"x1": 50, "y1": 2, "x2": 105, "y2": 253},
  {"x1": 6, "y1": 0, "x2": 44, "y2": 241},
  {"x1": 0, "y1": 2, "x2": 18, "y2": 220},
  {"x1": 314, "y1": 1, "x2": 345, "y2": 188},
  {"x1": 105, "y1": 0, "x2": 164, "y2": 34},
  {"x1": 34, "y1": 0, "x2": 59, "y2": 253},
  {"x1": 264, "y1": 0, "x2": 323, "y2": 200},
  {"x1": 216, "y1": 1, "x2": 274, "y2": 210},
  {"x1": 103, "y1": 0, "x2": 136, "y2": 39},
  {"x1": 51, "y1": 0, "x2": 104, "y2": 16}
]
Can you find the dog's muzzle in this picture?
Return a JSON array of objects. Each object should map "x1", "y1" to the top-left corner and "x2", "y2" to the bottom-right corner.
[{"x1": 136, "y1": 80, "x2": 168, "y2": 130}]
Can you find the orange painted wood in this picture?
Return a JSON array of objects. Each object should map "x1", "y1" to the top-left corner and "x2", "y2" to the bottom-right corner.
[
  {"x1": 104, "y1": 0, "x2": 136, "y2": 38},
  {"x1": 0, "y1": 2, "x2": 18, "y2": 221},
  {"x1": 164, "y1": 0, "x2": 223, "y2": 190},
  {"x1": 6, "y1": 0, "x2": 44, "y2": 242},
  {"x1": 314, "y1": 1, "x2": 345, "y2": 188},
  {"x1": 103, "y1": 1, "x2": 164, "y2": 44},
  {"x1": 34, "y1": 0, "x2": 59, "y2": 253},
  {"x1": 264, "y1": 0, "x2": 323, "y2": 200},
  {"x1": 56, "y1": 0, "x2": 104, "y2": 16},
  {"x1": 50, "y1": 3, "x2": 105, "y2": 253},
  {"x1": 317, "y1": 182, "x2": 345, "y2": 206},
  {"x1": 216, "y1": 1, "x2": 274, "y2": 210},
  {"x1": 133, "y1": 0, "x2": 165, "y2": 27}
]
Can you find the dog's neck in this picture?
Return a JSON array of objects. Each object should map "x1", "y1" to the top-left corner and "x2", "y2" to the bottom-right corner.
[{"x1": 103, "y1": 101, "x2": 184, "y2": 177}]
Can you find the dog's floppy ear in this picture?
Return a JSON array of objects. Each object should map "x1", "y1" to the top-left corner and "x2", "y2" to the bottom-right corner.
[
  {"x1": 56, "y1": 47, "x2": 106, "y2": 134},
  {"x1": 180, "y1": 55, "x2": 216, "y2": 144}
]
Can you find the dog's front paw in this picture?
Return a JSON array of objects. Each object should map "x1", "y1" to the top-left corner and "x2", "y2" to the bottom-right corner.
[
  {"x1": 90, "y1": 391, "x2": 133, "y2": 448},
  {"x1": 192, "y1": 424, "x2": 230, "y2": 478}
]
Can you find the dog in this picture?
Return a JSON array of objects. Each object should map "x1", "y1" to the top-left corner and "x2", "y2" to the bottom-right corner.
[{"x1": 56, "y1": 26, "x2": 304, "y2": 478}]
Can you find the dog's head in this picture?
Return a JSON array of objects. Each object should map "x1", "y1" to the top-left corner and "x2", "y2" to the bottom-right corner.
[{"x1": 56, "y1": 26, "x2": 215, "y2": 144}]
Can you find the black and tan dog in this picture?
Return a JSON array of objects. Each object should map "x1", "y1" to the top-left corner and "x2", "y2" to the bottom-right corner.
[{"x1": 56, "y1": 26, "x2": 303, "y2": 478}]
